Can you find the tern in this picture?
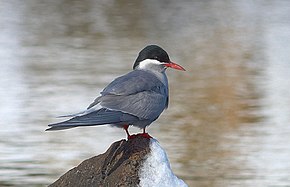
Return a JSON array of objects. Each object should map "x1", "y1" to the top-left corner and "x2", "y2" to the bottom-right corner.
[{"x1": 46, "y1": 45, "x2": 185, "y2": 139}]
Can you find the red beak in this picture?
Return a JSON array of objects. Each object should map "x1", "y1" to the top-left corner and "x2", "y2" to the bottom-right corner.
[{"x1": 164, "y1": 61, "x2": 186, "y2": 71}]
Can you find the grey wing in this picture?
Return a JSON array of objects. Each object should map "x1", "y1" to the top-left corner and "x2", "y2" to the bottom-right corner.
[
  {"x1": 88, "y1": 70, "x2": 169, "y2": 120},
  {"x1": 101, "y1": 70, "x2": 167, "y2": 96},
  {"x1": 87, "y1": 70, "x2": 147, "y2": 109},
  {"x1": 99, "y1": 91, "x2": 167, "y2": 120},
  {"x1": 46, "y1": 108, "x2": 139, "y2": 131},
  {"x1": 47, "y1": 70, "x2": 168, "y2": 131}
]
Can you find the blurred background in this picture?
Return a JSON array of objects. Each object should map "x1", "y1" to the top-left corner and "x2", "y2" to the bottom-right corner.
[{"x1": 0, "y1": 0, "x2": 290, "y2": 186}]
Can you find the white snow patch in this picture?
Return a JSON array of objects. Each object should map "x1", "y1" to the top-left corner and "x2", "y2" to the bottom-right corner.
[{"x1": 139, "y1": 139, "x2": 188, "y2": 187}]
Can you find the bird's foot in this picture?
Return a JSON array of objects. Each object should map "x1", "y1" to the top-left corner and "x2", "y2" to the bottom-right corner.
[
  {"x1": 127, "y1": 132, "x2": 152, "y2": 140},
  {"x1": 138, "y1": 132, "x2": 152, "y2": 139}
]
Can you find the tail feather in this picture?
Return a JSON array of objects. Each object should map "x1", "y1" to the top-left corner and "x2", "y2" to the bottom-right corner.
[
  {"x1": 56, "y1": 106, "x2": 100, "y2": 118},
  {"x1": 46, "y1": 108, "x2": 128, "y2": 131}
]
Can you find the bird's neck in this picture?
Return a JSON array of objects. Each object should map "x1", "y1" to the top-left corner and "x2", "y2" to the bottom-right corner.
[{"x1": 145, "y1": 69, "x2": 168, "y2": 87}]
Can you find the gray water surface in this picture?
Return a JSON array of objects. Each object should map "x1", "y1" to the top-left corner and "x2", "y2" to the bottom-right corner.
[{"x1": 1, "y1": 1, "x2": 290, "y2": 186}]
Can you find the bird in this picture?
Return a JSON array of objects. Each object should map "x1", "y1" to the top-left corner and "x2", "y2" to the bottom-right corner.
[{"x1": 46, "y1": 45, "x2": 185, "y2": 139}]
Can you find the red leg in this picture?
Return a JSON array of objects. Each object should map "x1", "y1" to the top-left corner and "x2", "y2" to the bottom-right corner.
[
  {"x1": 140, "y1": 127, "x2": 152, "y2": 139},
  {"x1": 123, "y1": 125, "x2": 132, "y2": 139},
  {"x1": 124, "y1": 125, "x2": 152, "y2": 139}
]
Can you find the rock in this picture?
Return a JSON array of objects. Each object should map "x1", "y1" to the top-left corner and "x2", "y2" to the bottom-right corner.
[
  {"x1": 48, "y1": 136, "x2": 188, "y2": 187},
  {"x1": 49, "y1": 136, "x2": 150, "y2": 187}
]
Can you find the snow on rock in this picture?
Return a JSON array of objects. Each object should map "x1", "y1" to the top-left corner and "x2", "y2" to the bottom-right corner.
[{"x1": 139, "y1": 138, "x2": 188, "y2": 187}]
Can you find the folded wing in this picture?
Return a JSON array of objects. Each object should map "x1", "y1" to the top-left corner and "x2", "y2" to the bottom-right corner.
[{"x1": 47, "y1": 70, "x2": 168, "y2": 131}]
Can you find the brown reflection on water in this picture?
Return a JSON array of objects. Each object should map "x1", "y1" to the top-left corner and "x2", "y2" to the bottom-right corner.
[{"x1": 158, "y1": 23, "x2": 265, "y2": 186}]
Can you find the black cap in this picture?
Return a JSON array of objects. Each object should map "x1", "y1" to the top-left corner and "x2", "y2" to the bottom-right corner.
[{"x1": 133, "y1": 45, "x2": 170, "y2": 70}]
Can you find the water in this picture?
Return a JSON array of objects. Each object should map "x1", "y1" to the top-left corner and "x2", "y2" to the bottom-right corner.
[{"x1": 1, "y1": 0, "x2": 290, "y2": 186}]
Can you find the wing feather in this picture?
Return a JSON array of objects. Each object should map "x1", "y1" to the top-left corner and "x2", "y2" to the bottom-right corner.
[
  {"x1": 48, "y1": 70, "x2": 169, "y2": 131},
  {"x1": 88, "y1": 70, "x2": 169, "y2": 120},
  {"x1": 46, "y1": 109, "x2": 138, "y2": 131}
]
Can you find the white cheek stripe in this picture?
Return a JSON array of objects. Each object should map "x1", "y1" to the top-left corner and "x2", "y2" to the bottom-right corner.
[{"x1": 138, "y1": 59, "x2": 163, "y2": 69}]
